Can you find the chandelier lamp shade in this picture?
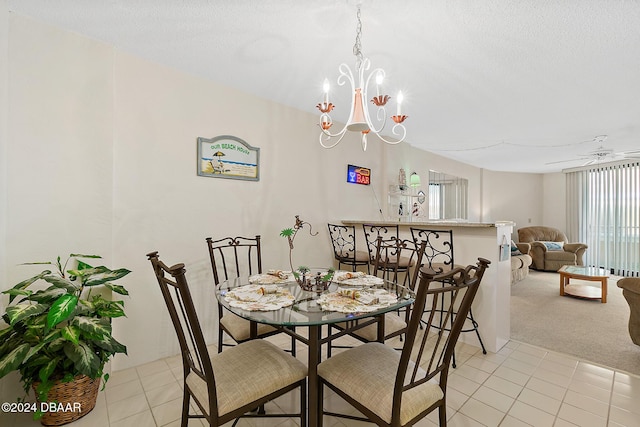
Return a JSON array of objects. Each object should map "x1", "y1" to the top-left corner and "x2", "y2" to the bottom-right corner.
[{"x1": 316, "y1": 4, "x2": 408, "y2": 151}]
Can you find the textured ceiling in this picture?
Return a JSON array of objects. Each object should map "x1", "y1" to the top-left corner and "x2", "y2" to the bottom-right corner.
[{"x1": 7, "y1": 0, "x2": 640, "y2": 173}]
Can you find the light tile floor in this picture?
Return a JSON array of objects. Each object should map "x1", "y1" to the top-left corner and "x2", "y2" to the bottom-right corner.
[{"x1": 5, "y1": 331, "x2": 640, "y2": 427}]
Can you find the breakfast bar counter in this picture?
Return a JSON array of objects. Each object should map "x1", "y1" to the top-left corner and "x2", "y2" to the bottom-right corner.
[{"x1": 342, "y1": 219, "x2": 514, "y2": 353}]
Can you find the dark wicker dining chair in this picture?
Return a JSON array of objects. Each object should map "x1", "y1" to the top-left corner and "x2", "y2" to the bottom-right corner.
[
  {"x1": 318, "y1": 258, "x2": 491, "y2": 427},
  {"x1": 206, "y1": 235, "x2": 294, "y2": 354},
  {"x1": 147, "y1": 251, "x2": 307, "y2": 427},
  {"x1": 326, "y1": 237, "x2": 426, "y2": 357}
]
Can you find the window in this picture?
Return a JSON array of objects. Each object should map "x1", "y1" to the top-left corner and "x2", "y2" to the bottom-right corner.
[
  {"x1": 428, "y1": 170, "x2": 468, "y2": 220},
  {"x1": 566, "y1": 161, "x2": 640, "y2": 276}
]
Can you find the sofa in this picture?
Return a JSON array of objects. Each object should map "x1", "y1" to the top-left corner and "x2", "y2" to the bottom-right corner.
[
  {"x1": 618, "y1": 278, "x2": 640, "y2": 346},
  {"x1": 517, "y1": 226, "x2": 588, "y2": 272},
  {"x1": 511, "y1": 242, "x2": 532, "y2": 284}
]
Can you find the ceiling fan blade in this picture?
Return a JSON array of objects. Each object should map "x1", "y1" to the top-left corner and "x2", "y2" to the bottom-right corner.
[{"x1": 545, "y1": 158, "x2": 583, "y2": 165}]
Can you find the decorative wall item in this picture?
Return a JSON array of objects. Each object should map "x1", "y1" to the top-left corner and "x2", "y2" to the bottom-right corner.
[
  {"x1": 347, "y1": 164, "x2": 371, "y2": 185},
  {"x1": 398, "y1": 168, "x2": 407, "y2": 190},
  {"x1": 197, "y1": 135, "x2": 260, "y2": 181}
]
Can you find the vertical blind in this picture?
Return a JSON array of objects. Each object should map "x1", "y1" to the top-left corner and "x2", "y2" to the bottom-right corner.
[{"x1": 566, "y1": 161, "x2": 640, "y2": 277}]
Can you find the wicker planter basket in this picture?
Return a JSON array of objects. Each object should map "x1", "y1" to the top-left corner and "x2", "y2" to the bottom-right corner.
[{"x1": 32, "y1": 375, "x2": 101, "y2": 426}]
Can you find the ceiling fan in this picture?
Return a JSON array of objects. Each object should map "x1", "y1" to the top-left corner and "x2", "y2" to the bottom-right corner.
[{"x1": 546, "y1": 135, "x2": 640, "y2": 167}]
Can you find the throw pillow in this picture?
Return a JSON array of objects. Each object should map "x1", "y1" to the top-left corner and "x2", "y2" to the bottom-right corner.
[
  {"x1": 510, "y1": 240, "x2": 522, "y2": 255},
  {"x1": 540, "y1": 241, "x2": 564, "y2": 251}
]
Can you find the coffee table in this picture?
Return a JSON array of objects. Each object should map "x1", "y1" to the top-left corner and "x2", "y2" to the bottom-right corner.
[{"x1": 558, "y1": 265, "x2": 609, "y2": 303}]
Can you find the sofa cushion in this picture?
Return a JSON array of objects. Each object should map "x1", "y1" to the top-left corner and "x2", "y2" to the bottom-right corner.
[{"x1": 545, "y1": 251, "x2": 576, "y2": 262}]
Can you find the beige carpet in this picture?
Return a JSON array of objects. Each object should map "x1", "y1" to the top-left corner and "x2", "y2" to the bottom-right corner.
[{"x1": 510, "y1": 270, "x2": 640, "y2": 375}]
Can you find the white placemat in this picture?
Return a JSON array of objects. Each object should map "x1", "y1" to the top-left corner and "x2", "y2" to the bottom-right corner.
[
  {"x1": 333, "y1": 271, "x2": 384, "y2": 287},
  {"x1": 317, "y1": 288, "x2": 398, "y2": 313},
  {"x1": 224, "y1": 284, "x2": 295, "y2": 311}
]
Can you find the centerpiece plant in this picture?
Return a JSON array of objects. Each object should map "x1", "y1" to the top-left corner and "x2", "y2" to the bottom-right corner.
[
  {"x1": 0, "y1": 253, "x2": 131, "y2": 421},
  {"x1": 280, "y1": 215, "x2": 334, "y2": 289}
]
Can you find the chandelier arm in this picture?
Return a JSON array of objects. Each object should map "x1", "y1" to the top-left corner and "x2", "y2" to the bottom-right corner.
[
  {"x1": 319, "y1": 129, "x2": 348, "y2": 149},
  {"x1": 357, "y1": 57, "x2": 370, "y2": 88},
  {"x1": 358, "y1": 65, "x2": 386, "y2": 134},
  {"x1": 364, "y1": 66, "x2": 385, "y2": 93},
  {"x1": 337, "y1": 63, "x2": 355, "y2": 88},
  {"x1": 318, "y1": 120, "x2": 349, "y2": 139},
  {"x1": 357, "y1": 102, "x2": 388, "y2": 135},
  {"x1": 372, "y1": 124, "x2": 406, "y2": 145}
]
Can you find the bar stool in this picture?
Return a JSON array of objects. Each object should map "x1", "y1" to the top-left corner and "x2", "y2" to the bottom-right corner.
[
  {"x1": 363, "y1": 223, "x2": 417, "y2": 275},
  {"x1": 362, "y1": 224, "x2": 398, "y2": 265},
  {"x1": 327, "y1": 223, "x2": 370, "y2": 272},
  {"x1": 410, "y1": 227, "x2": 487, "y2": 367}
]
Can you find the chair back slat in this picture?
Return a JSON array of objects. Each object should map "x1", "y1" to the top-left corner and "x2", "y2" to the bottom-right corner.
[
  {"x1": 362, "y1": 224, "x2": 399, "y2": 261},
  {"x1": 372, "y1": 236, "x2": 426, "y2": 291},
  {"x1": 328, "y1": 223, "x2": 370, "y2": 272},
  {"x1": 147, "y1": 251, "x2": 219, "y2": 417},
  {"x1": 327, "y1": 224, "x2": 357, "y2": 259},
  {"x1": 392, "y1": 258, "x2": 490, "y2": 419},
  {"x1": 206, "y1": 236, "x2": 262, "y2": 285},
  {"x1": 410, "y1": 228, "x2": 455, "y2": 272}
]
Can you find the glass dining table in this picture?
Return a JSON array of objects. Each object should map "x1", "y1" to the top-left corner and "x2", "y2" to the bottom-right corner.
[{"x1": 215, "y1": 271, "x2": 415, "y2": 427}]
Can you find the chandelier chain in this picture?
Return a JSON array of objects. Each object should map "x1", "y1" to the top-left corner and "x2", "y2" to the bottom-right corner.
[{"x1": 352, "y1": 4, "x2": 364, "y2": 71}]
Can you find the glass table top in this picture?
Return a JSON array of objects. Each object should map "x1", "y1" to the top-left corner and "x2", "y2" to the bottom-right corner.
[
  {"x1": 216, "y1": 274, "x2": 415, "y2": 327},
  {"x1": 558, "y1": 265, "x2": 610, "y2": 277}
]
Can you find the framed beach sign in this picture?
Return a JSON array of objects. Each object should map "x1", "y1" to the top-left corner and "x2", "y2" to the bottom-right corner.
[{"x1": 197, "y1": 135, "x2": 260, "y2": 181}]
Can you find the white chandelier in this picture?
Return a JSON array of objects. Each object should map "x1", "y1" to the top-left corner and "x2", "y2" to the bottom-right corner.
[{"x1": 317, "y1": 4, "x2": 408, "y2": 151}]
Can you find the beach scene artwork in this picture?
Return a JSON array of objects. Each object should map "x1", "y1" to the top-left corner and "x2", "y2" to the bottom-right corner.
[{"x1": 197, "y1": 135, "x2": 260, "y2": 181}]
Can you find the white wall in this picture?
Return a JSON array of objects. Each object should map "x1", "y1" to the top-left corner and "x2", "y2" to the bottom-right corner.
[
  {"x1": 481, "y1": 170, "x2": 544, "y2": 240},
  {"x1": 6, "y1": 14, "x2": 114, "y2": 270},
  {"x1": 1, "y1": 10, "x2": 553, "y2": 405},
  {"x1": 111, "y1": 49, "x2": 385, "y2": 365},
  {"x1": 0, "y1": 0, "x2": 14, "y2": 410},
  {"x1": 542, "y1": 172, "x2": 567, "y2": 233},
  {"x1": 3, "y1": 13, "x2": 386, "y2": 372},
  {"x1": 0, "y1": 1, "x2": 7, "y2": 297}
]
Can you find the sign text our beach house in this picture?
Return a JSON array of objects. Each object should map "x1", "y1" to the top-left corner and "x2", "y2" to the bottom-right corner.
[{"x1": 197, "y1": 135, "x2": 260, "y2": 181}]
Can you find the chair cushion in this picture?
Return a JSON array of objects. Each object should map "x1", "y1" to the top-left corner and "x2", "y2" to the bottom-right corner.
[
  {"x1": 220, "y1": 313, "x2": 278, "y2": 342},
  {"x1": 334, "y1": 312, "x2": 407, "y2": 342},
  {"x1": 186, "y1": 339, "x2": 307, "y2": 417},
  {"x1": 376, "y1": 255, "x2": 416, "y2": 268},
  {"x1": 336, "y1": 250, "x2": 370, "y2": 263},
  {"x1": 318, "y1": 342, "x2": 443, "y2": 425}
]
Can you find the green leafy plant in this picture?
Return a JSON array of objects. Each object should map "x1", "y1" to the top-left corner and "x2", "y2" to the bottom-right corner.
[{"x1": 0, "y1": 253, "x2": 131, "y2": 405}]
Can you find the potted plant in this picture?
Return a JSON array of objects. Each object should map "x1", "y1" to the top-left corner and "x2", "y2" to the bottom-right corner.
[{"x1": 0, "y1": 253, "x2": 131, "y2": 425}]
